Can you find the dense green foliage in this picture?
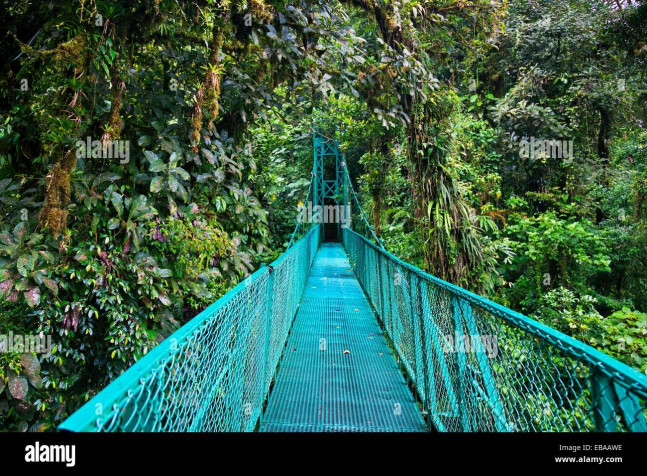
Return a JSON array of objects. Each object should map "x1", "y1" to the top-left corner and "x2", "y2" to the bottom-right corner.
[{"x1": 0, "y1": 0, "x2": 646, "y2": 431}]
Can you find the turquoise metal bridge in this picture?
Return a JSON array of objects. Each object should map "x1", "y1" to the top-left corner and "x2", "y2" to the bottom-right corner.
[{"x1": 59, "y1": 133, "x2": 647, "y2": 432}]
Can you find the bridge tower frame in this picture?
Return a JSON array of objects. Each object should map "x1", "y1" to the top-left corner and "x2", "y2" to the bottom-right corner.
[{"x1": 313, "y1": 130, "x2": 346, "y2": 242}]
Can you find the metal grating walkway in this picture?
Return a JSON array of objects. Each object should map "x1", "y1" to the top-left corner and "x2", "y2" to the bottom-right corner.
[{"x1": 259, "y1": 243, "x2": 427, "y2": 432}]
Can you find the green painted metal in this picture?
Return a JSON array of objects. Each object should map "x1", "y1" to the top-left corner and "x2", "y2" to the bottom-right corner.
[
  {"x1": 259, "y1": 243, "x2": 427, "y2": 432},
  {"x1": 342, "y1": 225, "x2": 647, "y2": 432},
  {"x1": 287, "y1": 165, "x2": 314, "y2": 249},
  {"x1": 59, "y1": 130, "x2": 647, "y2": 433},
  {"x1": 59, "y1": 224, "x2": 320, "y2": 432},
  {"x1": 321, "y1": 130, "x2": 647, "y2": 432}
]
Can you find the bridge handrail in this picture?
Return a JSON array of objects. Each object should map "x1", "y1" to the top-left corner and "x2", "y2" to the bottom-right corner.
[
  {"x1": 343, "y1": 227, "x2": 647, "y2": 432},
  {"x1": 59, "y1": 225, "x2": 321, "y2": 432}
]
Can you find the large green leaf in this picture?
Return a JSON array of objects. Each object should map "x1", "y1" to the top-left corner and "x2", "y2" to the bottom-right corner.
[
  {"x1": 150, "y1": 176, "x2": 165, "y2": 193},
  {"x1": 17, "y1": 254, "x2": 34, "y2": 277},
  {"x1": 8, "y1": 372, "x2": 29, "y2": 400}
]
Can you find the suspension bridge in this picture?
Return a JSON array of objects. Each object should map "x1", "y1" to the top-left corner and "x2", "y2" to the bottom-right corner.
[{"x1": 60, "y1": 132, "x2": 647, "y2": 432}]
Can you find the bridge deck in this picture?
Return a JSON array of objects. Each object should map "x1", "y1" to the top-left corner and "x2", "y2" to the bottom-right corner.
[{"x1": 259, "y1": 243, "x2": 427, "y2": 432}]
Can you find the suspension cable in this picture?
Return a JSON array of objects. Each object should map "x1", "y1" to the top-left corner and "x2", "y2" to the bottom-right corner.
[{"x1": 286, "y1": 170, "x2": 314, "y2": 249}]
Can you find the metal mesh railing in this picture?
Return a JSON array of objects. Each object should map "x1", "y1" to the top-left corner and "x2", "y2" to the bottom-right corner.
[
  {"x1": 60, "y1": 129, "x2": 647, "y2": 433},
  {"x1": 343, "y1": 228, "x2": 647, "y2": 432},
  {"x1": 59, "y1": 225, "x2": 320, "y2": 432}
]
